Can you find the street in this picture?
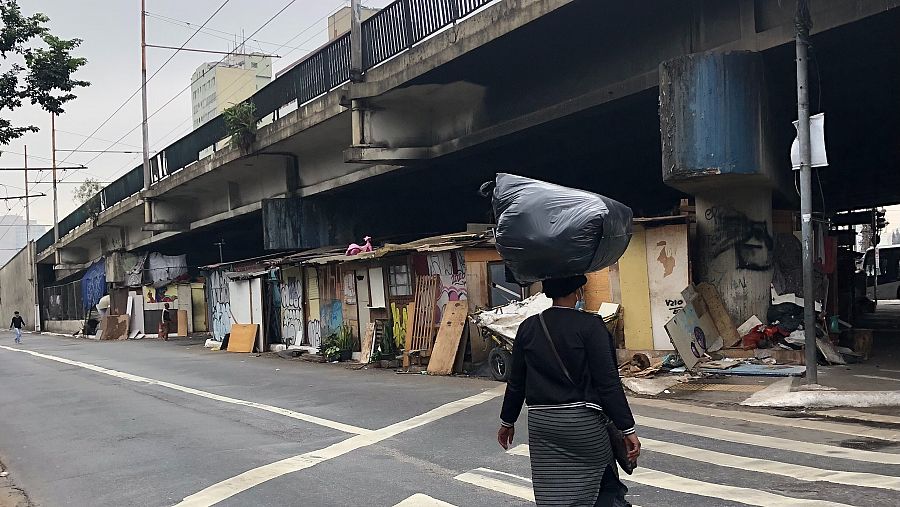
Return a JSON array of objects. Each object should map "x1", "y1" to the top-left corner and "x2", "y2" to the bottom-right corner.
[{"x1": 0, "y1": 333, "x2": 897, "y2": 507}]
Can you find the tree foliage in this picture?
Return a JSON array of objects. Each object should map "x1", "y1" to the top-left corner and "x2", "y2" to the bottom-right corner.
[
  {"x1": 72, "y1": 178, "x2": 101, "y2": 204},
  {"x1": 0, "y1": 0, "x2": 88, "y2": 144}
]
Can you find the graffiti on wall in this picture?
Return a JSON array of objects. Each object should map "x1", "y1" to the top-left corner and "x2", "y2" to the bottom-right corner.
[
  {"x1": 703, "y1": 206, "x2": 774, "y2": 271},
  {"x1": 307, "y1": 319, "x2": 321, "y2": 349},
  {"x1": 207, "y1": 270, "x2": 231, "y2": 341},
  {"x1": 428, "y1": 251, "x2": 468, "y2": 319},
  {"x1": 319, "y1": 300, "x2": 343, "y2": 342},
  {"x1": 280, "y1": 270, "x2": 303, "y2": 347}
]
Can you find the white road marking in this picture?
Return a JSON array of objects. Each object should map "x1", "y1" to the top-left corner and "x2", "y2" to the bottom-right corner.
[
  {"x1": 393, "y1": 494, "x2": 457, "y2": 506},
  {"x1": 854, "y1": 374, "x2": 900, "y2": 382},
  {"x1": 639, "y1": 437, "x2": 900, "y2": 492},
  {"x1": 0, "y1": 345, "x2": 370, "y2": 435},
  {"x1": 740, "y1": 377, "x2": 793, "y2": 406},
  {"x1": 634, "y1": 414, "x2": 900, "y2": 464},
  {"x1": 455, "y1": 468, "x2": 535, "y2": 502},
  {"x1": 880, "y1": 369, "x2": 900, "y2": 374},
  {"x1": 630, "y1": 396, "x2": 900, "y2": 441},
  {"x1": 627, "y1": 468, "x2": 854, "y2": 507},
  {"x1": 811, "y1": 409, "x2": 900, "y2": 425},
  {"x1": 176, "y1": 386, "x2": 505, "y2": 506},
  {"x1": 506, "y1": 444, "x2": 530, "y2": 457}
]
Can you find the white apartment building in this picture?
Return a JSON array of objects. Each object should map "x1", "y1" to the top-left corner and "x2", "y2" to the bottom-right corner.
[{"x1": 191, "y1": 53, "x2": 272, "y2": 129}]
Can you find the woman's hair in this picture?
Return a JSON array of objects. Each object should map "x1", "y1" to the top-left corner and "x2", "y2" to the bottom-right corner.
[{"x1": 542, "y1": 275, "x2": 587, "y2": 298}]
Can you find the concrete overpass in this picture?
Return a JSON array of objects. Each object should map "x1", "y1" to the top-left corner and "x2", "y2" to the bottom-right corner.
[{"x1": 31, "y1": 0, "x2": 900, "y2": 319}]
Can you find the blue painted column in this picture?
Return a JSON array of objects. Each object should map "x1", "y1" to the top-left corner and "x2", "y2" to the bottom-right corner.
[{"x1": 660, "y1": 52, "x2": 776, "y2": 324}]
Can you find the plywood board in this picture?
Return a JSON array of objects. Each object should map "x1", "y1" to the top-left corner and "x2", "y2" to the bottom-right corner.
[
  {"x1": 128, "y1": 292, "x2": 145, "y2": 339},
  {"x1": 618, "y1": 227, "x2": 653, "y2": 350},
  {"x1": 177, "y1": 309, "x2": 189, "y2": 337},
  {"x1": 696, "y1": 282, "x2": 740, "y2": 348},
  {"x1": 584, "y1": 269, "x2": 611, "y2": 313},
  {"x1": 645, "y1": 224, "x2": 689, "y2": 350},
  {"x1": 368, "y1": 266, "x2": 386, "y2": 308},
  {"x1": 464, "y1": 261, "x2": 489, "y2": 313},
  {"x1": 427, "y1": 301, "x2": 469, "y2": 375},
  {"x1": 360, "y1": 322, "x2": 376, "y2": 363},
  {"x1": 226, "y1": 324, "x2": 258, "y2": 353},
  {"x1": 463, "y1": 249, "x2": 502, "y2": 263},
  {"x1": 99, "y1": 315, "x2": 129, "y2": 340}
]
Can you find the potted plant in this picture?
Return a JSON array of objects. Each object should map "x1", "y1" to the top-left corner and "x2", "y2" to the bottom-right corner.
[
  {"x1": 319, "y1": 334, "x2": 341, "y2": 362},
  {"x1": 223, "y1": 100, "x2": 258, "y2": 153},
  {"x1": 334, "y1": 324, "x2": 354, "y2": 362}
]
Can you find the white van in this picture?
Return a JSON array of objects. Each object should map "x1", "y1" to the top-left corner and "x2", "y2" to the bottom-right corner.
[{"x1": 863, "y1": 244, "x2": 900, "y2": 300}]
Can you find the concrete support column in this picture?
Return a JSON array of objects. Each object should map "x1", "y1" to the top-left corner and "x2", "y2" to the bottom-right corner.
[
  {"x1": 660, "y1": 50, "x2": 779, "y2": 325},
  {"x1": 695, "y1": 186, "x2": 774, "y2": 325}
]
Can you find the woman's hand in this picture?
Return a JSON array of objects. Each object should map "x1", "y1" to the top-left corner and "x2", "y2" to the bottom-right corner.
[
  {"x1": 625, "y1": 433, "x2": 641, "y2": 461},
  {"x1": 498, "y1": 425, "x2": 515, "y2": 450}
]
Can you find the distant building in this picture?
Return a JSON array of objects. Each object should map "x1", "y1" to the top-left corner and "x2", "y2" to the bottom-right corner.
[
  {"x1": 0, "y1": 215, "x2": 46, "y2": 267},
  {"x1": 191, "y1": 52, "x2": 272, "y2": 129},
  {"x1": 328, "y1": 5, "x2": 380, "y2": 41}
]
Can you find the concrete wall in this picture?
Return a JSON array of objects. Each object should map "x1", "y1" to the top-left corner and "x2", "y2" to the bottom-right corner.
[
  {"x1": 0, "y1": 245, "x2": 37, "y2": 331},
  {"x1": 44, "y1": 320, "x2": 82, "y2": 335}
]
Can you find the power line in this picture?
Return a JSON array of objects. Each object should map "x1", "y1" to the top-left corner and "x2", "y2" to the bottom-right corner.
[
  {"x1": 94, "y1": 0, "x2": 315, "y2": 182},
  {"x1": 75, "y1": 0, "x2": 298, "y2": 173},
  {"x1": 57, "y1": 0, "x2": 234, "y2": 167},
  {"x1": 144, "y1": 11, "x2": 316, "y2": 54}
]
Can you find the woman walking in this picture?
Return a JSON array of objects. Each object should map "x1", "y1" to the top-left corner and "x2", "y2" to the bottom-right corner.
[{"x1": 497, "y1": 275, "x2": 640, "y2": 507}]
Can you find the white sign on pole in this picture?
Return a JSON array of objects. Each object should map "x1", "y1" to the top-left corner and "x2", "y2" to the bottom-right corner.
[{"x1": 791, "y1": 112, "x2": 828, "y2": 169}]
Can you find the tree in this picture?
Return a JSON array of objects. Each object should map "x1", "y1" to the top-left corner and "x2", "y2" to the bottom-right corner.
[
  {"x1": 73, "y1": 178, "x2": 101, "y2": 203},
  {"x1": 0, "y1": 1, "x2": 88, "y2": 145}
]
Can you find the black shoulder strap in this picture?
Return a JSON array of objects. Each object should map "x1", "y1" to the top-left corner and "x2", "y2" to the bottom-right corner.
[{"x1": 538, "y1": 312, "x2": 575, "y2": 386}]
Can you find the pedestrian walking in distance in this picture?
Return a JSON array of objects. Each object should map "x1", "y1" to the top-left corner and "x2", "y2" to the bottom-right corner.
[
  {"x1": 159, "y1": 303, "x2": 172, "y2": 341},
  {"x1": 498, "y1": 275, "x2": 640, "y2": 506},
  {"x1": 10, "y1": 311, "x2": 25, "y2": 344}
]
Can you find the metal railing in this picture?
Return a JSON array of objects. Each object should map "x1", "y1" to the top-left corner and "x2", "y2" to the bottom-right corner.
[{"x1": 38, "y1": 0, "x2": 495, "y2": 255}]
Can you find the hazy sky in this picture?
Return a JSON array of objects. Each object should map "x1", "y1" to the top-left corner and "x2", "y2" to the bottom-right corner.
[{"x1": 0, "y1": 0, "x2": 391, "y2": 232}]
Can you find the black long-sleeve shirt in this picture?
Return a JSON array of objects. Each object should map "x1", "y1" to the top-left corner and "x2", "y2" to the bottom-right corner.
[
  {"x1": 10, "y1": 316, "x2": 24, "y2": 329},
  {"x1": 499, "y1": 307, "x2": 635, "y2": 433}
]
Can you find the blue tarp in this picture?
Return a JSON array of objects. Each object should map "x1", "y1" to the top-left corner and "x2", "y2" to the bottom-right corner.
[{"x1": 81, "y1": 259, "x2": 107, "y2": 311}]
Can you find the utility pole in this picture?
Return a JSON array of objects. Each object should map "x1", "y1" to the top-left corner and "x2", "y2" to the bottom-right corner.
[
  {"x1": 214, "y1": 239, "x2": 225, "y2": 264},
  {"x1": 141, "y1": 0, "x2": 153, "y2": 224},
  {"x1": 795, "y1": 0, "x2": 817, "y2": 384},
  {"x1": 24, "y1": 146, "x2": 40, "y2": 331},
  {"x1": 51, "y1": 113, "x2": 59, "y2": 243}
]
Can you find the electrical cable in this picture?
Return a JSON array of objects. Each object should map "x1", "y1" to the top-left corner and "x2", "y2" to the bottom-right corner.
[
  {"x1": 71, "y1": 0, "x2": 299, "y2": 174},
  {"x1": 58, "y1": 0, "x2": 233, "y2": 166}
]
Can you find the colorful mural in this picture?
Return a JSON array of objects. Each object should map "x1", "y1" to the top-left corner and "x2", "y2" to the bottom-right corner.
[{"x1": 427, "y1": 251, "x2": 468, "y2": 319}]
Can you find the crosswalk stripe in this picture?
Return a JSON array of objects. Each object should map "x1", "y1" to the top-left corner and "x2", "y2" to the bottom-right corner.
[
  {"x1": 455, "y1": 468, "x2": 535, "y2": 502},
  {"x1": 393, "y1": 494, "x2": 457, "y2": 506},
  {"x1": 627, "y1": 468, "x2": 854, "y2": 506},
  {"x1": 639, "y1": 437, "x2": 900, "y2": 492},
  {"x1": 510, "y1": 442, "x2": 900, "y2": 492},
  {"x1": 628, "y1": 397, "x2": 900, "y2": 441},
  {"x1": 634, "y1": 414, "x2": 900, "y2": 464},
  {"x1": 854, "y1": 374, "x2": 900, "y2": 382},
  {"x1": 455, "y1": 468, "x2": 644, "y2": 507}
]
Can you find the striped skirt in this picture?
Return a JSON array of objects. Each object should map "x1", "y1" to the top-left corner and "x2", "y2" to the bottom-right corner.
[{"x1": 528, "y1": 406, "x2": 625, "y2": 506}]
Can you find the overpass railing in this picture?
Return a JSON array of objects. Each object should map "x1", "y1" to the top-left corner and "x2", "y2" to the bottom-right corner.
[{"x1": 38, "y1": 0, "x2": 495, "y2": 256}]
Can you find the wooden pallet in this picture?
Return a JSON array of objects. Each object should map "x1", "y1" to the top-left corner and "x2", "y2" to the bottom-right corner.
[{"x1": 404, "y1": 275, "x2": 439, "y2": 368}]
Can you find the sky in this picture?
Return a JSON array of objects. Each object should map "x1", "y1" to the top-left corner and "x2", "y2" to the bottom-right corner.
[{"x1": 0, "y1": 0, "x2": 391, "y2": 234}]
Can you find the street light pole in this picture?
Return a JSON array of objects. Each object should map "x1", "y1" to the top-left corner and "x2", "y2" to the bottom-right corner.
[
  {"x1": 51, "y1": 113, "x2": 59, "y2": 243},
  {"x1": 795, "y1": 0, "x2": 817, "y2": 384}
]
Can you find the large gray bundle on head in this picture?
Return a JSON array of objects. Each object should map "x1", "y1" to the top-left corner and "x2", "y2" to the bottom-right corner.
[{"x1": 491, "y1": 173, "x2": 633, "y2": 284}]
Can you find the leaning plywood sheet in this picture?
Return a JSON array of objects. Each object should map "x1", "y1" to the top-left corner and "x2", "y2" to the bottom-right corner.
[
  {"x1": 99, "y1": 315, "x2": 129, "y2": 340},
  {"x1": 428, "y1": 301, "x2": 469, "y2": 375},
  {"x1": 816, "y1": 338, "x2": 846, "y2": 365},
  {"x1": 226, "y1": 324, "x2": 258, "y2": 353},
  {"x1": 696, "y1": 282, "x2": 740, "y2": 348},
  {"x1": 177, "y1": 309, "x2": 189, "y2": 337},
  {"x1": 360, "y1": 322, "x2": 376, "y2": 364}
]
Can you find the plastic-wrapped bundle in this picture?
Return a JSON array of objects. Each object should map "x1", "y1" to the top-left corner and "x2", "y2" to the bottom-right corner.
[{"x1": 491, "y1": 173, "x2": 633, "y2": 284}]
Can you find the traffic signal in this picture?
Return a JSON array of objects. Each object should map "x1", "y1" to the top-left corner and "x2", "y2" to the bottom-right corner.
[{"x1": 875, "y1": 209, "x2": 888, "y2": 230}]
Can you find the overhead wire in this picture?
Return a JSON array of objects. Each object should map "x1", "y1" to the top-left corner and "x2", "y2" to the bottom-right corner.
[
  {"x1": 101, "y1": 0, "x2": 344, "y2": 182},
  {"x1": 57, "y1": 0, "x2": 234, "y2": 167},
  {"x1": 70, "y1": 0, "x2": 299, "y2": 177}
]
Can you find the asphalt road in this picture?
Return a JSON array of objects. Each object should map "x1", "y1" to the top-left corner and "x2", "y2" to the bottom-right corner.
[{"x1": 1, "y1": 332, "x2": 898, "y2": 507}]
